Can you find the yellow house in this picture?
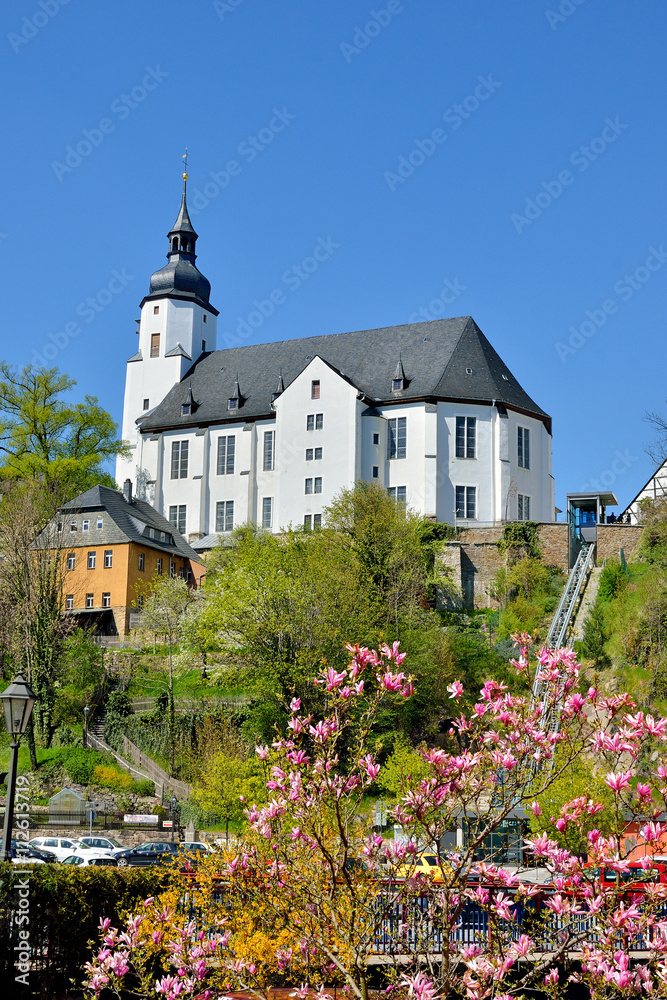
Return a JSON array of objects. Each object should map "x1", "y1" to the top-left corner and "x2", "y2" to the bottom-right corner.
[{"x1": 59, "y1": 481, "x2": 205, "y2": 636}]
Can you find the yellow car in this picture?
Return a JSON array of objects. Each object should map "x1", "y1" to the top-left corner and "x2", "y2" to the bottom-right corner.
[{"x1": 395, "y1": 852, "x2": 453, "y2": 883}]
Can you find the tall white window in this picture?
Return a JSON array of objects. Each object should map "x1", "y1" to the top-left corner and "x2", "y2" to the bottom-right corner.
[
  {"x1": 518, "y1": 427, "x2": 530, "y2": 469},
  {"x1": 455, "y1": 486, "x2": 476, "y2": 520},
  {"x1": 262, "y1": 497, "x2": 273, "y2": 529},
  {"x1": 518, "y1": 494, "x2": 531, "y2": 521},
  {"x1": 387, "y1": 417, "x2": 407, "y2": 459},
  {"x1": 104, "y1": 550, "x2": 113, "y2": 568},
  {"x1": 217, "y1": 435, "x2": 235, "y2": 475},
  {"x1": 216, "y1": 500, "x2": 234, "y2": 532},
  {"x1": 87, "y1": 551, "x2": 96, "y2": 569},
  {"x1": 306, "y1": 413, "x2": 323, "y2": 431},
  {"x1": 169, "y1": 505, "x2": 186, "y2": 534},
  {"x1": 455, "y1": 416, "x2": 476, "y2": 459},
  {"x1": 263, "y1": 431, "x2": 274, "y2": 471},
  {"x1": 171, "y1": 440, "x2": 189, "y2": 479}
]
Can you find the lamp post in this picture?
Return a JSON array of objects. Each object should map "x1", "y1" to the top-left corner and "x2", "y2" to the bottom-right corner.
[
  {"x1": 170, "y1": 795, "x2": 178, "y2": 843},
  {"x1": 1, "y1": 672, "x2": 37, "y2": 862},
  {"x1": 83, "y1": 706, "x2": 90, "y2": 748}
]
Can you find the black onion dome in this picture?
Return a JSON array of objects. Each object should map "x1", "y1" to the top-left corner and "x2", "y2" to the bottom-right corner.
[{"x1": 149, "y1": 258, "x2": 212, "y2": 303}]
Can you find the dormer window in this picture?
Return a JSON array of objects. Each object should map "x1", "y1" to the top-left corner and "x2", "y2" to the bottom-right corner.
[
  {"x1": 181, "y1": 403, "x2": 191, "y2": 416},
  {"x1": 228, "y1": 397, "x2": 238, "y2": 410},
  {"x1": 392, "y1": 357, "x2": 407, "y2": 392}
]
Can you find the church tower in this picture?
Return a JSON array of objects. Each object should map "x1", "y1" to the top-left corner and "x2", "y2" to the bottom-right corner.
[{"x1": 117, "y1": 163, "x2": 219, "y2": 492}]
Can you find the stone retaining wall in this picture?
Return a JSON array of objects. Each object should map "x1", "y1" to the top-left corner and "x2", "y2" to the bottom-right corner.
[{"x1": 437, "y1": 521, "x2": 644, "y2": 610}]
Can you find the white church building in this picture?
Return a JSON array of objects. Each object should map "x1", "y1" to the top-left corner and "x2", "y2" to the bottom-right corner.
[{"x1": 117, "y1": 179, "x2": 555, "y2": 541}]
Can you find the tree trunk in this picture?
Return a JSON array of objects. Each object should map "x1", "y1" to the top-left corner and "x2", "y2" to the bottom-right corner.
[{"x1": 26, "y1": 716, "x2": 37, "y2": 770}]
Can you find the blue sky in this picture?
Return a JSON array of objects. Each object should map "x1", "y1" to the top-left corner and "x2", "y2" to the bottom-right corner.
[{"x1": 1, "y1": 0, "x2": 665, "y2": 514}]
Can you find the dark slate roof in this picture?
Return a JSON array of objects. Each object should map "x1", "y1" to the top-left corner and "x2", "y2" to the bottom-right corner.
[
  {"x1": 140, "y1": 317, "x2": 551, "y2": 433},
  {"x1": 61, "y1": 485, "x2": 202, "y2": 562}
]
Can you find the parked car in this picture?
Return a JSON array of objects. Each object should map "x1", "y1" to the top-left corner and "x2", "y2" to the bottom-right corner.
[
  {"x1": 566, "y1": 861, "x2": 667, "y2": 896},
  {"x1": 75, "y1": 836, "x2": 127, "y2": 859},
  {"x1": 10, "y1": 840, "x2": 57, "y2": 864},
  {"x1": 179, "y1": 842, "x2": 212, "y2": 854},
  {"x1": 396, "y1": 853, "x2": 454, "y2": 883},
  {"x1": 28, "y1": 836, "x2": 80, "y2": 862},
  {"x1": 61, "y1": 852, "x2": 119, "y2": 867},
  {"x1": 115, "y1": 841, "x2": 180, "y2": 867}
]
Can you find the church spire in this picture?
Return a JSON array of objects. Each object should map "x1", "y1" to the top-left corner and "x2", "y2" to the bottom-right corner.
[
  {"x1": 168, "y1": 151, "x2": 198, "y2": 257},
  {"x1": 147, "y1": 153, "x2": 213, "y2": 307}
]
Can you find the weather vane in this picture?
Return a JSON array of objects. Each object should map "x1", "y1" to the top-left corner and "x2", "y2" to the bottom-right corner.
[{"x1": 182, "y1": 148, "x2": 188, "y2": 181}]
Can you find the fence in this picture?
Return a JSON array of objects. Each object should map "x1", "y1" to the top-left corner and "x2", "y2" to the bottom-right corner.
[{"x1": 122, "y1": 735, "x2": 191, "y2": 801}]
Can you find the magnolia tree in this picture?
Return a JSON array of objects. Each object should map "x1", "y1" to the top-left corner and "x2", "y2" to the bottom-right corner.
[{"x1": 84, "y1": 637, "x2": 667, "y2": 1000}]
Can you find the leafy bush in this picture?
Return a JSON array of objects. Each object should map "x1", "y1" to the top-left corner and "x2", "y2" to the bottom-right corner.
[
  {"x1": 0, "y1": 865, "x2": 169, "y2": 998},
  {"x1": 103, "y1": 690, "x2": 133, "y2": 751},
  {"x1": 62, "y1": 747, "x2": 100, "y2": 784},
  {"x1": 93, "y1": 763, "x2": 132, "y2": 791},
  {"x1": 131, "y1": 778, "x2": 155, "y2": 797},
  {"x1": 598, "y1": 560, "x2": 628, "y2": 602}
]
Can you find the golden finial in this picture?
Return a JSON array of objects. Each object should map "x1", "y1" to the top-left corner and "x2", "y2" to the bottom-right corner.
[{"x1": 182, "y1": 148, "x2": 188, "y2": 181}]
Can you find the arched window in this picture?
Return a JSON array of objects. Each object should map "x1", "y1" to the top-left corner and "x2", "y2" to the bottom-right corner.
[{"x1": 171, "y1": 237, "x2": 178, "y2": 252}]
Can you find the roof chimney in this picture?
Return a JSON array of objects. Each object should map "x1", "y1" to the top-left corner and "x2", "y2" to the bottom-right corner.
[{"x1": 123, "y1": 479, "x2": 133, "y2": 504}]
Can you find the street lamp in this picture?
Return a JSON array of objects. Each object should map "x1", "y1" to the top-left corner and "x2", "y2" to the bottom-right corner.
[
  {"x1": 83, "y1": 706, "x2": 90, "y2": 748},
  {"x1": 170, "y1": 795, "x2": 178, "y2": 843},
  {"x1": 1, "y1": 672, "x2": 37, "y2": 862}
]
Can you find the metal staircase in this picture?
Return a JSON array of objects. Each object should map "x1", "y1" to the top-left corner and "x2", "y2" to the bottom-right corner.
[
  {"x1": 528, "y1": 540, "x2": 596, "y2": 766},
  {"x1": 544, "y1": 541, "x2": 596, "y2": 651}
]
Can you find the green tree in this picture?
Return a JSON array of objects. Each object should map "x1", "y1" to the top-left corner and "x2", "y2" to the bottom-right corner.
[
  {"x1": 191, "y1": 751, "x2": 266, "y2": 840},
  {"x1": 377, "y1": 736, "x2": 429, "y2": 797},
  {"x1": 529, "y1": 745, "x2": 616, "y2": 855},
  {"x1": 0, "y1": 480, "x2": 71, "y2": 763},
  {"x1": 139, "y1": 577, "x2": 198, "y2": 772},
  {"x1": 581, "y1": 601, "x2": 610, "y2": 667},
  {"x1": 0, "y1": 362, "x2": 128, "y2": 495}
]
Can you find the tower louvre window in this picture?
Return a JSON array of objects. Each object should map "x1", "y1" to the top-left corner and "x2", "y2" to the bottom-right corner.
[
  {"x1": 153, "y1": 305, "x2": 159, "y2": 315},
  {"x1": 150, "y1": 333, "x2": 160, "y2": 358}
]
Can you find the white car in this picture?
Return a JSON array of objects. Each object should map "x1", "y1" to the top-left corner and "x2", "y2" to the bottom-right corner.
[
  {"x1": 75, "y1": 836, "x2": 127, "y2": 858},
  {"x1": 62, "y1": 852, "x2": 119, "y2": 867},
  {"x1": 28, "y1": 836, "x2": 80, "y2": 862}
]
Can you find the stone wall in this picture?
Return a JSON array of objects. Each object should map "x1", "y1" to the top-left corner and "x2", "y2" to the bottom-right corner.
[
  {"x1": 597, "y1": 524, "x2": 643, "y2": 563},
  {"x1": 438, "y1": 521, "x2": 646, "y2": 610},
  {"x1": 438, "y1": 522, "x2": 569, "y2": 610}
]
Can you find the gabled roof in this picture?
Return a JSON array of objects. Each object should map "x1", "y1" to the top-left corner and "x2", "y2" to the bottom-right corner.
[
  {"x1": 140, "y1": 316, "x2": 550, "y2": 433},
  {"x1": 61, "y1": 485, "x2": 202, "y2": 562}
]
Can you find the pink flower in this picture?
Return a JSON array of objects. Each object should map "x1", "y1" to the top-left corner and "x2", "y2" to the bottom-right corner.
[
  {"x1": 290, "y1": 697, "x2": 301, "y2": 713},
  {"x1": 530, "y1": 801, "x2": 542, "y2": 816},
  {"x1": 447, "y1": 681, "x2": 463, "y2": 699},
  {"x1": 255, "y1": 744, "x2": 270, "y2": 760},
  {"x1": 604, "y1": 771, "x2": 631, "y2": 793}
]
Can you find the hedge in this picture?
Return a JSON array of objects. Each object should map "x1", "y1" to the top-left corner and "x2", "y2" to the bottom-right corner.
[{"x1": 0, "y1": 863, "x2": 169, "y2": 999}]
